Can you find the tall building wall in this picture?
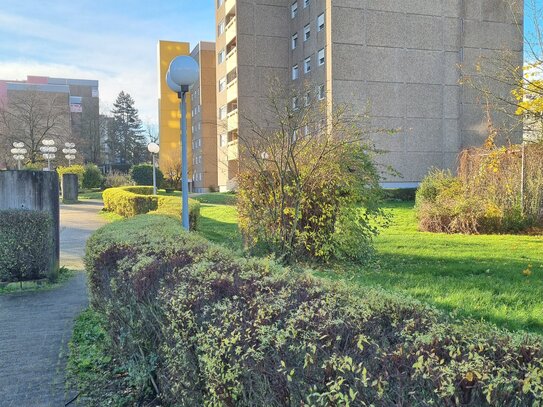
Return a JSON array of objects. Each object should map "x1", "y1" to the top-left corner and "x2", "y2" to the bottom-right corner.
[
  {"x1": 215, "y1": 0, "x2": 523, "y2": 190},
  {"x1": 191, "y1": 41, "x2": 219, "y2": 192},
  {"x1": 157, "y1": 40, "x2": 193, "y2": 175}
]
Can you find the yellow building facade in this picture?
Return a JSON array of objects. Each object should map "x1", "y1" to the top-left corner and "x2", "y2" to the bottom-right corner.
[{"x1": 157, "y1": 40, "x2": 193, "y2": 176}]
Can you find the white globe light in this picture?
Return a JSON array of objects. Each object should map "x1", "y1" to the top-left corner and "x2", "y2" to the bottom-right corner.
[
  {"x1": 168, "y1": 56, "x2": 199, "y2": 88},
  {"x1": 166, "y1": 70, "x2": 182, "y2": 93},
  {"x1": 147, "y1": 142, "x2": 160, "y2": 154}
]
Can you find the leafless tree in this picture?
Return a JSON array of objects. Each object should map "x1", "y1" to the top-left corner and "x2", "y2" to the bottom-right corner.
[{"x1": 0, "y1": 89, "x2": 71, "y2": 164}]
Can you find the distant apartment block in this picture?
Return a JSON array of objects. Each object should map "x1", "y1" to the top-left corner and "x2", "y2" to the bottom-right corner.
[
  {"x1": 215, "y1": 0, "x2": 524, "y2": 190},
  {"x1": 0, "y1": 75, "x2": 100, "y2": 163}
]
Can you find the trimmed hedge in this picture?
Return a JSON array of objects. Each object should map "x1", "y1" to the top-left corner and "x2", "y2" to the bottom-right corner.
[
  {"x1": 0, "y1": 210, "x2": 53, "y2": 282},
  {"x1": 102, "y1": 186, "x2": 200, "y2": 229},
  {"x1": 82, "y1": 215, "x2": 543, "y2": 406}
]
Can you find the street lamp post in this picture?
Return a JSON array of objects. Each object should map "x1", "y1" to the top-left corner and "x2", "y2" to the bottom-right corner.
[
  {"x1": 11, "y1": 142, "x2": 27, "y2": 170},
  {"x1": 62, "y1": 142, "x2": 77, "y2": 165},
  {"x1": 40, "y1": 139, "x2": 57, "y2": 171},
  {"x1": 166, "y1": 56, "x2": 199, "y2": 231},
  {"x1": 147, "y1": 142, "x2": 160, "y2": 195}
]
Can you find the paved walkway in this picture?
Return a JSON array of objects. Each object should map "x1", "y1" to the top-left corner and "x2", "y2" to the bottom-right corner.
[{"x1": 0, "y1": 199, "x2": 106, "y2": 406}]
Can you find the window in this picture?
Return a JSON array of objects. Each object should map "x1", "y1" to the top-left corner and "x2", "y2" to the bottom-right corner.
[
  {"x1": 292, "y1": 96, "x2": 299, "y2": 110},
  {"x1": 317, "y1": 13, "x2": 325, "y2": 31},
  {"x1": 304, "y1": 92, "x2": 310, "y2": 106},
  {"x1": 291, "y1": 1, "x2": 298, "y2": 18},
  {"x1": 220, "y1": 134, "x2": 227, "y2": 146},
  {"x1": 217, "y1": 0, "x2": 224, "y2": 8},
  {"x1": 291, "y1": 33, "x2": 298, "y2": 50},
  {"x1": 218, "y1": 19, "x2": 225, "y2": 36},
  {"x1": 304, "y1": 57, "x2": 311, "y2": 74},
  {"x1": 318, "y1": 84, "x2": 325, "y2": 100},
  {"x1": 304, "y1": 0, "x2": 310, "y2": 8},
  {"x1": 219, "y1": 77, "x2": 227, "y2": 92},
  {"x1": 304, "y1": 24, "x2": 310, "y2": 41},
  {"x1": 318, "y1": 48, "x2": 325, "y2": 65},
  {"x1": 218, "y1": 49, "x2": 226, "y2": 64},
  {"x1": 292, "y1": 65, "x2": 299, "y2": 80},
  {"x1": 219, "y1": 105, "x2": 227, "y2": 120}
]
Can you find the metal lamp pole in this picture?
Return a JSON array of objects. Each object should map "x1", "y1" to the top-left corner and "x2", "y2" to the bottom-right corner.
[
  {"x1": 166, "y1": 56, "x2": 199, "y2": 231},
  {"x1": 147, "y1": 142, "x2": 160, "y2": 195}
]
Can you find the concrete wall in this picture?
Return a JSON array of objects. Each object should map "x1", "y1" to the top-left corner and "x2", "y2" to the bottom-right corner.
[
  {"x1": 0, "y1": 171, "x2": 60, "y2": 273},
  {"x1": 329, "y1": 0, "x2": 523, "y2": 185}
]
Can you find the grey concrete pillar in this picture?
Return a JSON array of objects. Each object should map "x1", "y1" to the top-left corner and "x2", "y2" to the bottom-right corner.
[
  {"x1": 0, "y1": 171, "x2": 60, "y2": 277},
  {"x1": 62, "y1": 173, "x2": 79, "y2": 204}
]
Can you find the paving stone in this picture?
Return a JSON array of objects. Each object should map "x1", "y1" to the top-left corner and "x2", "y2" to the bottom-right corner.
[{"x1": 0, "y1": 200, "x2": 106, "y2": 406}]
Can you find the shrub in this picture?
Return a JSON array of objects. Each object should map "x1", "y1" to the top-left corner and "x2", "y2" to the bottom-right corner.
[
  {"x1": 81, "y1": 215, "x2": 543, "y2": 406},
  {"x1": 102, "y1": 186, "x2": 200, "y2": 229},
  {"x1": 103, "y1": 170, "x2": 134, "y2": 188},
  {"x1": 0, "y1": 210, "x2": 53, "y2": 282},
  {"x1": 383, "y1": 187, "x2": 417, "y2": 201},
  {"x1": 130, "y1": 164, "x2": 164, "y2": 187},
  {"x1": 57, "y1": 165, "x2": 85, "y2": 187},
  {"x1": 82, "y1": 164, "x2": 103, "y2": 189}
]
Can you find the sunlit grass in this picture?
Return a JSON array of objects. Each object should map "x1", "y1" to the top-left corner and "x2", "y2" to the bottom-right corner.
[{"x1": 196, "y1": 196, "x2": 543, "y2": 334}]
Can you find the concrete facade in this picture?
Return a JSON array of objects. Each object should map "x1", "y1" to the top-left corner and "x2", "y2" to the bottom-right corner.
[
  {"x1": 191, "y1": 42, "x2": 219, "y2": 192},
  {"x1": 215, "y1": 0, "x2": 523, "y2": 189},
  {"x1": 0, "y1": 170, "x2": 60, "y2": 276}
]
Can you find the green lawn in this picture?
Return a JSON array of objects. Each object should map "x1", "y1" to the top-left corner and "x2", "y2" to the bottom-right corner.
[{"x1": 195, "y1": 197, "x2": 543, "y2": 334}]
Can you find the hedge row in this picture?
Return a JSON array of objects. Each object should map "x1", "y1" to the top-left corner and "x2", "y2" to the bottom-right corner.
[
  {"x1": 82, "y1": 214, "x2": 543, "y2": 406},
  {"x1": 0, "y1": 210, "x2": 53, "y2": 282},
  {"x1": 102, "y1": 186, "x2": 200, "y2": 229}
]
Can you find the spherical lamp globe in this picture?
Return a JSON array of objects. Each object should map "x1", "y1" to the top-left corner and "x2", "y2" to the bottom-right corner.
[
  {"x1": 168, "y1": 56, "x2": 199, "y2": 88},
  {"x1": 147, "y1": 142, "x2": 160, "y2": 154}
]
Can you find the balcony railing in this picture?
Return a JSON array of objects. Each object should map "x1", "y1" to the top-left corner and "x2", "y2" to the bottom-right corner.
[{"x1": 227, "y1": 139, "x2": 239, "y2": 161}]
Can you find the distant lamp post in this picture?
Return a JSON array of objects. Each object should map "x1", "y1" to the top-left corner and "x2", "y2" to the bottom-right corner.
[
  {"x1": 166, "y1": 55, "x2": 199, "y2": 231},
  {"x1": 147, "y1": 142, "x2": 160, "y2": 195},
  {"x1": 40, "y1": 139, "x2": 57, "y2": 171},
  {"x1": 11, "y1": 142, "x2": 27, "y2": 170},
  {"x1": 62, "y1": 143, "x2": 77, "y2": 165}
]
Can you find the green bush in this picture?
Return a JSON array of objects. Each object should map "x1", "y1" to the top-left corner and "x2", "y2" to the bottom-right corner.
[
  {"x1": 102, "y1": 186, "x2": 200, "y2": 229},
  {"x1": 81, "y1": 215, "x2": 543, "y2": 406},
  {"x1": 104, "y1": 170, "x2": 134, "y2": 188},
  {"x1": 383, "y1": 187, "x2": 417, "y2": 201},
  {"x1": 82, "y1": 164, "x2": 103, "y2": 189},
  {"x1": 0, "y1": 210, "x2": 54, "y2": 282},
  {"x1": 57, "y1": 165, "x2": 86, "y2": 188},
  {"x1": 130, "y1": 164, "x2": 164, "y2": 187}
]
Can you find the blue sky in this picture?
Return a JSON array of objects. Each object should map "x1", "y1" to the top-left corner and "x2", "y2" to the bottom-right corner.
[
  {"x1": 0, "y1": 1, "x2": 538, "y2": 125},
  {"x1": 0, "y1": 0, "x2": 215, "y2": 125}
]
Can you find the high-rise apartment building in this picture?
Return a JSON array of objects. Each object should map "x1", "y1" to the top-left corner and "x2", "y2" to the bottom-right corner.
[
  {"x1": 157, "y1": 41, "x2": 194, "y2": 176},
  {"x1": 215, "y1": 0, "x2": 523, "y2": 190},
  {"x1": 191, "y1": 42, "x2": 219, "y2": 192},
  {"x1": 157, "y1": 40, "x2": 219, "y2": 192}
]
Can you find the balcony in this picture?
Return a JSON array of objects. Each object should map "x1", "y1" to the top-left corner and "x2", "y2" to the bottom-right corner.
[
  {"x1": 225, "y1": 16, "x2": 236, "y2": 45},
  {"x1": 227, "y1": 139, "x2": 239, "y2": 161},
  {"x1": 226, "y1": 78, "x2": 238, "y2": 102},
  {"x1": 226, "y1": 48, "x2": 237, "y2": 73},
  {"x1": 227, "y1": 109, "x2": 238, "y2": 131},
  {"x1": 225, "y1": 0, "x2": 235, "y2": 15}
]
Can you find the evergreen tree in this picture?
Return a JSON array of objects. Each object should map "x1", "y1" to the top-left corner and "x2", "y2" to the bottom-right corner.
[{"x1": 108, "y1": 91, "x2": 147, "y2": 165}]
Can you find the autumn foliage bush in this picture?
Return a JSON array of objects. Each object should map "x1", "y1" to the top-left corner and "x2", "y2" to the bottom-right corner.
[
  {"x1": 80, "y1": 214, "x2": 543, "y2": 406},
  {"x1": 417, "y1": 144, "x2": 543, "y2": 234}
]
